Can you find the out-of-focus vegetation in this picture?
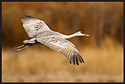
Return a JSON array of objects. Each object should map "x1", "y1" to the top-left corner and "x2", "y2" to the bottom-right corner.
[
  {"x1": 2, "y1": 2, "x2": 123, "y2": 47},
  {"x1": 2, "y1": 2, "x2": 123, "y2": 82},
  {"x1": 2, "y1": 38, "x2": 123, "y2": 82}
]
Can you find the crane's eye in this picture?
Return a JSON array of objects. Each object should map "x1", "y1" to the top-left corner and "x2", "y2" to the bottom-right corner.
[{"x1": 80, "y1": 31, "x2": 83, "y2": 34}]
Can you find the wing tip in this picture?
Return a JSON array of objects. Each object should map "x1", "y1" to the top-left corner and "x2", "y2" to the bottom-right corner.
[
  {"x1": 78, "y1": 53, "x2": 85, "y2": 63},
  {"x1": 69, "y1": 53, "x2": 84, "y2": 65},
  {"x1": 75, "y1": 56, "x2": 79, "y2": 65},
  {"x1": 72, "y1": 56, "x2": 75, "y2": 65},
  {"x1": 19, "y1": 15, "x2": 35, "y2": 20},
  {"x1": 25, "y1": 15, "x2": 34, "y2": 18}
]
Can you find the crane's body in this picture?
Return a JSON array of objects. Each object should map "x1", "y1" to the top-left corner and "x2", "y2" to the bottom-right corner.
[{"x1": 13, "y1": 15, "x2": 90, "y2": 65}]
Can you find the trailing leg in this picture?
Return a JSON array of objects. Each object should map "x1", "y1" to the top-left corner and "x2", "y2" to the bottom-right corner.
[{"x1": 12, "y1": 38, "x2": 36, "y2": 52}]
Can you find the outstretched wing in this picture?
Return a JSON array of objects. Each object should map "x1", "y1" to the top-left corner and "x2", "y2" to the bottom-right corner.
[
  {"x1": 20, "y1": 15, "x2": 51, "y2": 37},
  {"x1": 36, "y1": 37, "x2": 84, "y2": 65}
]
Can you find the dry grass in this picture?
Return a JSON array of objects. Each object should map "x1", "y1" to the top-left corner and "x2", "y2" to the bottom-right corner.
[{"x1": 2, "y1": 37, "x2": 123, "y2": 82}]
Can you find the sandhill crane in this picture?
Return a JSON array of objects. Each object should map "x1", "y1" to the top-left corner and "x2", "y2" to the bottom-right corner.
[{"x1": 13, "y1": 15, "x2": 90, "y2": 65}]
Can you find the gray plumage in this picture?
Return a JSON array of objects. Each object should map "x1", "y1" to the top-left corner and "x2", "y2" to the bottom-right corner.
[{"x1": 12, "y1": 15, "x2": 90, "y2": 65}]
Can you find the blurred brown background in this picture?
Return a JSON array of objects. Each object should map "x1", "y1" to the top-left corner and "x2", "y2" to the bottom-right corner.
[{"x1": 2, "y1": 2, "x2": 123, "y2": 82}]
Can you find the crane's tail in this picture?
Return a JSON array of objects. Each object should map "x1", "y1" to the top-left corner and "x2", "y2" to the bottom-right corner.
[{"x1": 12, "y1": 44, "x2": 30, "y2": 52}]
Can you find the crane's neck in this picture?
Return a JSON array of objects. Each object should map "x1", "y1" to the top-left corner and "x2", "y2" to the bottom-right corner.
[{"x1": 62, "y1": 33, "x2": 80, "y2": 39}]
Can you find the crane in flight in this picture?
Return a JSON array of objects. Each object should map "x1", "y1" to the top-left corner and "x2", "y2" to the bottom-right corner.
[{"x1": 13, "y1": 15, "x2": 90, "y2": 65}]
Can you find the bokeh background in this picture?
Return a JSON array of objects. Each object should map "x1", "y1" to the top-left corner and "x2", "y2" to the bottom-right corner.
[{"x1": 2, "y1": 2, "x2": 123, "y2": 82}]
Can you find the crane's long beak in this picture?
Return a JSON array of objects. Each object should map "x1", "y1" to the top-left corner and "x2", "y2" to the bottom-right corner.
[{"x1": 83, "y1": 33, "x2": 90, "y2": 37}]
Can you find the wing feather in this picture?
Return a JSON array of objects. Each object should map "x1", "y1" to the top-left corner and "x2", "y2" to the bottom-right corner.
[
  {"x1": 36, "y1": 37, "x2": 84, "y2": 65},
  {"x1": 20, "y1": 16, "x2": 51, "y2": 37}
]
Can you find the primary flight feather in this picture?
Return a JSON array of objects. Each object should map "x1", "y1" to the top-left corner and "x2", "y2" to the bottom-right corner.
[{"x1": 13, "y1": 15, "x2": 90, "y2": 65}]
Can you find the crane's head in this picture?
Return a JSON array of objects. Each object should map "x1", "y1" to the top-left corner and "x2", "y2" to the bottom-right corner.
[{"x1": 77, "y1": 31, "x2": 90, "y2": 37}]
